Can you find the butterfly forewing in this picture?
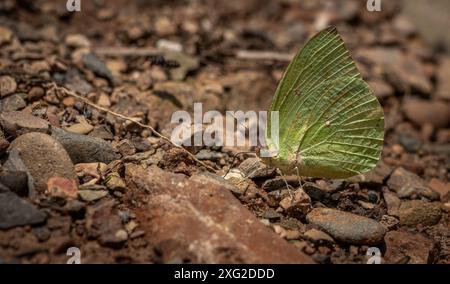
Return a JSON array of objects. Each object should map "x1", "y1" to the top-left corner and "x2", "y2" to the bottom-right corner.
[
  {"x1": 268, "y1": 27, "x2": 361, "y2": 143},
  {"x1": 267, "y1": 27, "x2": 384, "y2": 178}
]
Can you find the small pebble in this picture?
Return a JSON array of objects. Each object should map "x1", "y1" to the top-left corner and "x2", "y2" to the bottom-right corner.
[
  {"x1": 398, "y1": 200, "x2": 442, "y2": 227},
  {"x1": 0, "y1": 75, "x2": 17, "y2": 97},
  {"x1": 78, "y1": 190, "x2": 108, "y2": 202}
]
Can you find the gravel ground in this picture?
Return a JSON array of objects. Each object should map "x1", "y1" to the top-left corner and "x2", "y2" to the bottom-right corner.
[{"x1": 0, "y1": 0, "x2": 448, "y2": 264}]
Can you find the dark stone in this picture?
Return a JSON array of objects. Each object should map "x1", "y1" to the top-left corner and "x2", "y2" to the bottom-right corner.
[
  {"x1": 303, "y1": 182, "x2": 328, "y2": 201},
  {"x1": 0, "y1": 138, "x2": 9, "y2": 155},
  {"x1": 0, "y1": 169, "x2": 28, "y2": 197},
  {"x1": 306, "y1": 208, "x2": 386, "y2": 245},
  {"x1": 51, "y1": 127, "x2": 120, "y2": 164},
  {"x1": 82, "y1": 53, "x2": 114, "y2": 83},
  {"x1": 33, "y1": 226, "x2": 51, "y2": 242},
  {"x1": 0, "y1": 111, "x2": 49, "y2": 138},
  {"x1": 368, "y1": 191, "x2": 378, "y2": 203},
  {"x1": 3, "y1": 149, "x2": 35, "y2": 197},
  {"x1": 399, "y1": 134, "x2": 422, "y2": 153},
  {"x1": 57, "y1": 68, "x2": 93, "y2": 96},
  {"x1": 262, "y1": 176, "x2": 300, "y2": 192},
  {"x1": 0, "y1": 94, "x2": 26, "y2": 112},
  {"x1": 0, "y1": 191, "x2": 47, "y2": 229}
]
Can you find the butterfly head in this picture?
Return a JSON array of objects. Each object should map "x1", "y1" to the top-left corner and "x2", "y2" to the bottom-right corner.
[
  {"x1": 256, "y1": 144, "x2": 279, "y2": 159},
  {"x1": 256, "y1": 145, "x2": 274, "y2": 169}
]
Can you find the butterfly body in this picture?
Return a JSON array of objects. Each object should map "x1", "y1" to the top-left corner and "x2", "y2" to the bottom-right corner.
[{"x1": 258, "y1": 27, "x2": 385, "y2": 179}]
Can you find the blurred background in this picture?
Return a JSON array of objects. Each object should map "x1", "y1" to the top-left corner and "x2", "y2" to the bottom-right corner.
[{"x1": 2, "y1": 0, "x2": 447, "y2": 150}]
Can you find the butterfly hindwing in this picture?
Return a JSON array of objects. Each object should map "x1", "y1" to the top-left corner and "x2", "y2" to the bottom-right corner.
[
  {"x1": 267, "y1": 27, "x2": 384, "y2": 178},
  {"x1": 294, "y1": 76, "x2": 384, "y2": 178}
]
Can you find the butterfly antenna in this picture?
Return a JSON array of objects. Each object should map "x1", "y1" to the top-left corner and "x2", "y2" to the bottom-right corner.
[
  {"x1": 295, "y1": 166, "x2": 304, "y2": 189},
  {"x1": 222, "y1": 112, "x2": 259, "y2": 177},
  {"x1": 276, "y1": 168, "x2": 293, "y2": 199}
]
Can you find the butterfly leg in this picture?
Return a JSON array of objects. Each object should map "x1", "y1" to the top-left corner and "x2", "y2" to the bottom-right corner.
[
  {"x1": 276, "y1": 168, "x2": 293, "y2": 198},
  {"x1": 294, "y1": 166, "x2": 303, "y2": 189}
]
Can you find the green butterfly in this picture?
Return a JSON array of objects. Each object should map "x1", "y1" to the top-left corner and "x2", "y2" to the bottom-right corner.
[{"x1": 259, "y1": 26, "x2": 384, "y2": 179}]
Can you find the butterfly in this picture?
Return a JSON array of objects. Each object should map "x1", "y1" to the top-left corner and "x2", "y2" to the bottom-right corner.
[{"x1": 258, "y1": 26, "x2": 385, "y2": 179}]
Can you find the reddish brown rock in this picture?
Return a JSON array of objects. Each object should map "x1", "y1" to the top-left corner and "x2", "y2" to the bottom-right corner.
[
  {"x1": 384, "y1": 230, "x2": 438, "y2": 264},
  {"x1": 0, "y1": 26, "x2": 13, "y2": 45},
  {"x1": 85, "y1": 199, "x2": 127, "y2": 248},
  {"x1": 387, "y1": 167, "x2": 440, "y2": 200},
  {"x1": 46, "y1": 177, "x2": 78, "y2": 199},
  {"x1": 279, "y1": 188, "x2": 312, "y2": 219},
  {"x1": 436, "y1": 56, "x2": 450, "y2": 100},
  {"x1": 0, "y1": 111, "x2": 50, "y2": 138},
  {"x1": 382, "y1": 188, "x2": 401, "y2": 217},
  {"x1": 27, "y1": 86, "x2": 45, "y2": 101},
  {"x1": 8, "y1": 133, "x2": 76, "y2": 192},
  {"x1": 0, "y1": 75, "x2": 17, "y2": 97},
  {"x1": 0, "y1": 138, "x2": 9, "y2": 154},
  {"x1": 0, "y1": 94, "x2": 26, "y2": 112},
  {"x1": 125, "y1": 164, "x2": 313, "y2": 264},
  {"x1": 403, "y1": 98, "x2": 450, "y2": 129},
  {"x1": 380, "y1": 215, "x2": 399, "y2": 230},
  {"x1": 398, "y1": 200, "x2": 442, "y2": 227},
  {"x1": 428, "y1": 178, "x2": 450, "y2": 202}
]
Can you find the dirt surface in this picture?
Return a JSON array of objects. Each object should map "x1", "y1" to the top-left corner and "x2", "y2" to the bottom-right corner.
[{"x1": 0, "y1": 0, "x2": 449, "y2": 264}]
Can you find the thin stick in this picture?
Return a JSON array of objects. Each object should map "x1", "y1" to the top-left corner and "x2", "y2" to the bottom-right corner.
[
  {"x1": 94, "y1": 47, "x2": 294, "y2": 62},
  {"x1": 46, "y1": 82, "x2": 217, "y2": 173},
  {"x1": 235, "y1": 50, "x2": 294, "y2": 62},
  {"x1": 94, "y1": 47, "x2": 163, "y2": 57}
]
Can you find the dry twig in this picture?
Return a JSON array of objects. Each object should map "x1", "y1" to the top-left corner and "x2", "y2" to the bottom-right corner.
[
  {"x1": 46, "y1": 82, "x2": 217, "y2": 173},
  {"x1": 235, "y1": 50, "x2": 294, "y2": 62},
  {"x1": 94, "y1": 46, "x2": 294, "y2": 63},
  {"x1": 94, "y1": 47, "x2": 163, "y2": 57}
]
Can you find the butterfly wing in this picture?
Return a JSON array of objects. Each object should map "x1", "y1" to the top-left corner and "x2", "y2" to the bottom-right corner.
[{"x1": 267, "y1": 27, "x2": 384, "y2": 178}]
